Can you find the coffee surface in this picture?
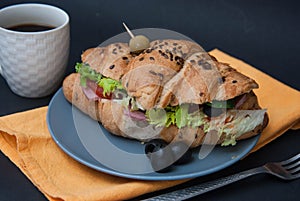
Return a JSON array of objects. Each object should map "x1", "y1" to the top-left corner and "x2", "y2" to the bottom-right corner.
[{"x1": 6, "y1": 24, "x2": 55, "y2": 32}]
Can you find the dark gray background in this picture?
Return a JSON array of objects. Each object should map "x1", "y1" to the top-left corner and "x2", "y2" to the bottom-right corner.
[{"x1": 0, "y1": 0, "x2": 299, "y2": 200}]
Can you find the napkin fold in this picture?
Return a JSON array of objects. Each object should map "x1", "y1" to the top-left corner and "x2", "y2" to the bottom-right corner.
[{"x1": 0, "y1": 49, "x2": 299, "y2": 201}]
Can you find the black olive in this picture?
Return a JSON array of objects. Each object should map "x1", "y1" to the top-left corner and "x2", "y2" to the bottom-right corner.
[
  {"x1": 170, "y1": 141, "x2": 193, "y2": 165},
  {"x1": 149, "y1": 146, "x2": 174, "y2": 172},
  {"x1": 144, "y1": 139, "x2": 193, "y2": 173},
  {"x1": 145, "y1": 139, "x2": 174, "y2": 172},
  {"x1": 145, "y1": 139, "x2": 168, "y2": 156},
  {"x1": 203, "y1": 104, "x2": 224, "y2": 117}
]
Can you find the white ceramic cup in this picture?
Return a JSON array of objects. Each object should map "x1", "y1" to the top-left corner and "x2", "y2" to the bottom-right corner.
[{"x1": 0, "y1": 3, "x2": 70, "y2": 97}]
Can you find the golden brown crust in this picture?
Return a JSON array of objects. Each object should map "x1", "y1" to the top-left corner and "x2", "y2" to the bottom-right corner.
[
  {"x1": 121, "y1": 40, "x2": 208, "y2": 110},
  {"x1": 81, "y1": 43, "x2": 132, "y2": 80},
  {"x1": 149, "y1": 39, "x2": 204, "y2": 59},
  {"x1": 214, "y1": 62, "x2": 259, "y2": 101},
  {"x1": 157, "y1": 51, "x2": 221, "y2": 108},
  {"x1": 122, "y1": 40, "x2": 259, "y2": 108}
]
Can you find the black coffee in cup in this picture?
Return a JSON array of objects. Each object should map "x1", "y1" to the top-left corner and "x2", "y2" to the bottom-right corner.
[{"x1": 7, "y1": 24, "x2": 55, "y2": 32}]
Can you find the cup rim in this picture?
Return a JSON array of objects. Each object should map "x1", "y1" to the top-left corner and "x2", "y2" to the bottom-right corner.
[{"x1": 0, "y1": 3, "x2": 69, "y2": 35}]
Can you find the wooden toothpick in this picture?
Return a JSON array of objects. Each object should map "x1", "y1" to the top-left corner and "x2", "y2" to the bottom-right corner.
[{"x1": 123, "y1": 22, "x2": 135, "y2": 39}]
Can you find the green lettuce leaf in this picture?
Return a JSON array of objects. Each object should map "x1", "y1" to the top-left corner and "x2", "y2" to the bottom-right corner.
[
  {"x1": 146, "y1": 108, "x2": 167, "y2": 127},
  {"x1": 175, "y1": 104, "x2": 189, "y2": 128},
  {"x1": 146, "y1": 104, "x2": 208, "y2": 129},
  {"x1": 98, "y1": 78, "x2": 124, "y2": 96},
  {"x1": 75, "y1": 63, "x2": 101, "y2": 87},
  {"x1": 75, "y1": 62, "x2": 124, "y2": 96},
  {"x1": 164, "y1": 106, "x2": 176, "y2": 127}
]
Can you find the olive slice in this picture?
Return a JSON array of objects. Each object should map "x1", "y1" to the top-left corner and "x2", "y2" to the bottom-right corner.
[
  {"x1": 170, "y1": 141, "x2": 193, "y2": 165},
  {"x1": 144, "y1": 139, "x2": 168, "y2": 156},
  {"x1": 149, "y1": 146, "x2": 174, "y2": 173}
]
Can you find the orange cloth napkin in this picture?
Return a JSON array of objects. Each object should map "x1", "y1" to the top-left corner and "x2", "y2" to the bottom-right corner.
[{"x1": 0, "y1": 49, "x2": 299, "y2": 201}]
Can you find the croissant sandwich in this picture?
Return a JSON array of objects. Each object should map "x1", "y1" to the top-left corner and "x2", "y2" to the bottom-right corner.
[{"x1": 63, "y1": 39, "x2": 268, "y2": 148}]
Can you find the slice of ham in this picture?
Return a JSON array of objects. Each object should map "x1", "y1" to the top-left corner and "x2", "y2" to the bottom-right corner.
[
  {"x1": 86, "y1": 79, "x2": 98, "y2": 92},
  {"x1": 124, "y1": 108, "x2": 147, "y2": 121},
  {"x1": 82, "y1": 79, "x2": 100, "y2": 100},
  {"x1": 82, "y1": 86, "x2": 100, "y2": 101}
]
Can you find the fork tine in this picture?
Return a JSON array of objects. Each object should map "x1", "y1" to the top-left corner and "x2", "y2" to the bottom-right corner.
[
  {"x1": 280, "y1": 153, "x2": 300, "y2": 165},
  {"x1": 284, "y1": 160, "x2": 300, "y2": 170},
  {"x1": 289, "y1": 165, "x2": 300, "y2": 174},
  {"x1": 291, "y1": 172, "x2": 300, "y2": 179}
]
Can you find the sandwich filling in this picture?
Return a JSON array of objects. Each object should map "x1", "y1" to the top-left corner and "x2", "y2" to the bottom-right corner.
[{"x1": 75, "y1": 62, "x2": 266, "y2": 146}]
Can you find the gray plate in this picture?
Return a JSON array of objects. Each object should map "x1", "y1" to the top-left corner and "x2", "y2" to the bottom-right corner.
[{"x1": 46, "y1": 88, "x2": 259, "y2": 180}]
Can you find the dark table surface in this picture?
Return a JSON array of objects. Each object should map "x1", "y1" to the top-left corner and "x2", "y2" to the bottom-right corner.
[{"x1": 1, "y1": 0, "x2": 300, "y2": 200}]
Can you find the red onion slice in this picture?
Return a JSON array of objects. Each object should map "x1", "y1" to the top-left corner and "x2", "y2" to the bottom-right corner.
[{"x1": 234, "y1": 94, "x2": 248, "y2": 109}]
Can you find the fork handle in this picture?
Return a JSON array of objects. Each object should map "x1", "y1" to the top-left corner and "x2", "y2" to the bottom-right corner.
[{"x1": 142, "y1": 167, "x2": 266, "y2": 201}]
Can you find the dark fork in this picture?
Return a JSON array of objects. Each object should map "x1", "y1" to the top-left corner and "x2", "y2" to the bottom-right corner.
[{"x1": 143, "y1": 153, "x2": 300, "y2": 201}]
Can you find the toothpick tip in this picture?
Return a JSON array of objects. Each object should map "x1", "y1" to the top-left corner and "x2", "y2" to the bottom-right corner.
[{"x1": 122, "y1": 22, "x2": 135, "y2": 39}]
